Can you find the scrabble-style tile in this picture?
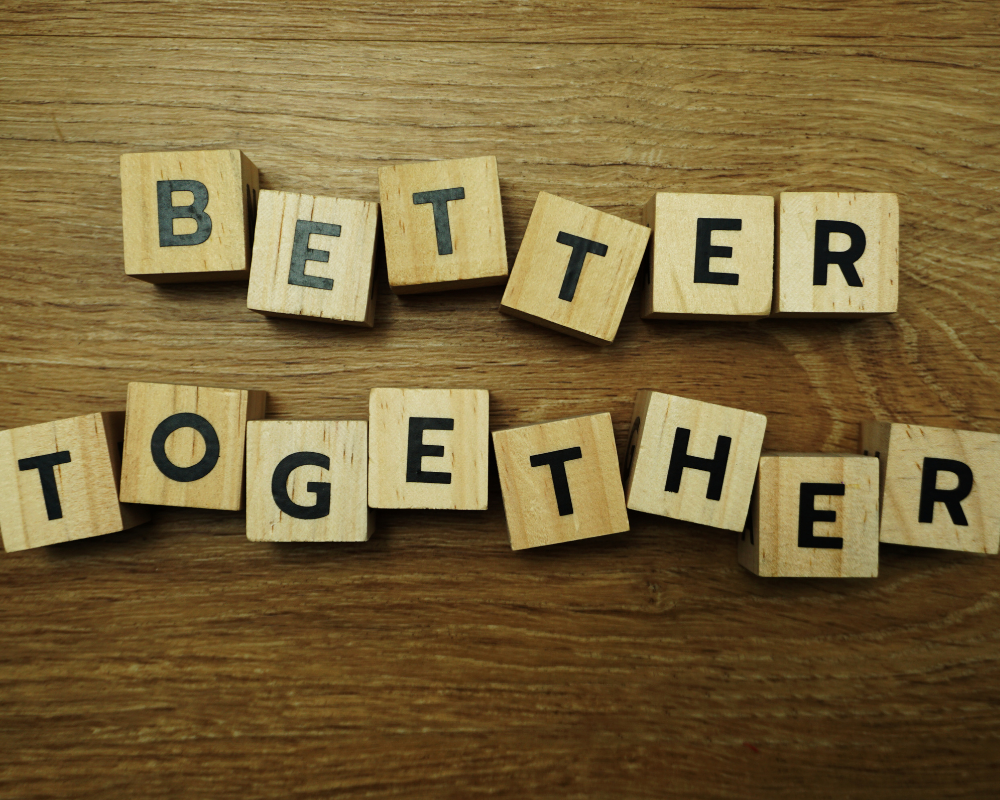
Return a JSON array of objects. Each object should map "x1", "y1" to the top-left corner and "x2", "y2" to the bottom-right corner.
[
  {"x1": 378, "y1": 156, "x2": 507, "y2": 293},
  {"x1": 247, "y1": 190, "x2": 379, "y2": 326},
  {"x1": 500, "y1": 192, "x2": 650, "y2": 344},
  {"x1": 641, "y1": 193, "x2": 774, "y2": 319},
  {"x1": 368, "y1": 388, "x2": 489, "y2": 509},
  {"x1": 493, "y1": 413, "x2": 629, "y2": 550},
  {"x1": 120, "y1": 382, "x2": 266, "y2": 511},
  {"x1": 738, "y1": 453, "x2": 880, "y2": 578},
  {"x1": 245, "y1": 420, "x2": 372, "y2": 542},
  {"x1": 624, "y1": 391, "x2": 767, "y2": 531},
  {"x1": 121, "y1": 149, "x2": 259, "y2": 283},
  {"x1": 860, "y1": 421, "x2": 1000, "y2": 554},
  {"x1": 0, "y1": 412, "x2": 150, "y2": 552},
  {"x1": 773, "y1": 192, "x2": 898, "y2": 316}
]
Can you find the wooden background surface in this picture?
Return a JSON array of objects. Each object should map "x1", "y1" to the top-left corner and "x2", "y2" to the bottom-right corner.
[{"x1": 2, "y1": 2, "x2": 999, "y2": 797}]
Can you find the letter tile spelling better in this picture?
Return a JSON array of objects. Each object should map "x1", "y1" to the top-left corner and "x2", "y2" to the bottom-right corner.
[
  {"x1": 0, "y1": 412, "x2": 150, "y2": 552},
  {"x1": 121, "y1": 149, "x2": 259, "y2": 283},
  {"x1": 492, "y1": 413, "x2": 629, "y2": 550},
  {"x1": 378, "y1": 156, "x2": 507, "y2": 293},
  {"x1": 738, "y1": 453, "x2": 880, "y2": 578},
  {"x1": 245, "y1": 420, "x2": 372, "y2": 542},
  {"x1": 120, "y1": 382, "x2": 266, "y2": 511},
  {"x1": 368, "y1": 388, "x2": 489, "y2": 510},
  {"x1": 861, "y1": 422, "x2": 1000, "y2": 554},
  {"x1": 247, "y1": 190, "x2": 379, "y2": 325},
  {"x1": 642, "y1": 193, "x2": 774, "y2": 319},
  {"x1": 624, "y1": 391, "x2": 767, "y2": 531},
  {"x1": 500, "y1": 192, "x2": 650, "y2": 344},
  {"x1": 773, "y1": 192, "x2": 898, "y2": 316}
]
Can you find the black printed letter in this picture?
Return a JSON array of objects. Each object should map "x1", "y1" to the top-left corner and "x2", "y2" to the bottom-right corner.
[
  {"x1": 157, "y1": 179, "x2": 212, "y2": 247},
  {"x1": 556, "y1": 232, "x2": 609, "y2": 301},
  {"x1": 413, "y1": 187, "x2": 465, "y2": 255},
  {"x1": 694, "y1": 218, "x2": 741, "y2": 285},
  {"x1": 406, "y1": 417, "x2": 454, "y2": 484},
  {"x1": 530, "y1": 447, "x2": 583, "y2": 516},
  {"x1": 798, "y1": 482, "x2": 845, "y2": 549},
  {"x1": 664, "y1": 428, "x2": 731, "y2": 501},
  {"x1": 150, "y1": 412, "x2": 220, "y2": 483},
  {"x1": 288, "y1": 219, "x2": 341, "y2": 290},
  {"x1": 271, "y1": 452, "x2": 331, "y2": 520},
  {"x1": 814, "y1": 220, "x2": 865, "y2": 287},
  {"x1": 918, "y1": 457, "x2": 973, "y2": 525},
  {"x1": 18, "y1": 451, "x2": 72, "y2": 520}
]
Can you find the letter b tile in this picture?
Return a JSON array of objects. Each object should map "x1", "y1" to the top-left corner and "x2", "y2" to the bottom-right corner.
[
  {"x1": 120, "y1": 149, "x2": 259, "y2": 283},
  {"x1": 245, "y1": 420, "x2": 372, "y2": 542},
  {"x1": 624, "y1": 391, "x2": 767, "y2": 532},
  {"x1": 368, "y1": 388, "x2": 489, "y2": 510},
  {"x1": 493, "y1": 413, "x2": 629, "y2": 550},
  {"x1": 120, "y1": 382, "x2": 267, "y2": 511},
  {"x1": 860, "y1": 421, "x2": 1000, "y2": 554}
]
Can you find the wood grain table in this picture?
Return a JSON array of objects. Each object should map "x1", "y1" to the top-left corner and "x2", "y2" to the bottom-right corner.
[{"x1": 1, "y1": 3, "x2": 999, "y2": 797}]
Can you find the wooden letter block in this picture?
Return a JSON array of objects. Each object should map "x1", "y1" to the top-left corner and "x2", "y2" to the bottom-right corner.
[
  {"x1": 860, "y1": 421, "x2": 1000, "y2": 554},
  {"x1": 493, "y1": 413, "x2": 629, "y2": 550},
  {"x1": 245, "y1": 420, "x2": 372, "y2": 542},
  {"x1": 247, "y1": 190, "x2": 378, "y2": 326},
  {"x1": 0, "y1": 412, "x2": 150, "y2": 552},
  {"x1": 773, "y1": 192, "x2": 898, "y2": 316},
  {"x1": 500, "y1": 192, "x2": 650, "y2": 344},
  {"x1": 738, "y1": 453, "x2": 880, "y2": 578},
  {"x1": 368, "y1": 388, "x2": 489, "y2": 510},
  {"x1": 120, "y1": 382, "x2": 266, "y2": 511},
  {"x1": 121, "y1": 149, "x2": 259, "y2": 283},
  {"x1": 624, "y1": 391, "x2": 767, "y2": 531},
  {"x1": 641, "y1": 193, "x2": 774, "y2": 319},
  {"x1": 378, "y1": 156, "x2": 507, "y2": 293}
]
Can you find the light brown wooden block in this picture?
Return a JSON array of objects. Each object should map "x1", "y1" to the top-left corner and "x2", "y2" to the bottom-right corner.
[
  {"x1": 246, "y1": 190, "x2": 378, "y2": 326},
  {"x1": 0, "y1": 412, "x2": 150, "y2": 552},
  {"x1": 738, "y1": 453, "x2": 880, "y2": 578},
  {"x1": 493, "y1": 413, "x2": 629, "y2": 550},
  {"x1": 641, "y1": 192, "x2": 774, "y2": 320},
  {"x1": 378, "y1": 156, "x2": 507, "y2": 294},
  {"x1": 860, "y1": 421, "x2": 1000, "y2": 554},
  {"x1": 120, "y1": 382, "x2": 266, "y2": 511},
  {"x1": 120, "y1": 149, "x2": 259, "y2": 283},
  {"x1": 368, "y1": 388, "x2": 489, "y2": 509},
  {"x1": 773, "y1": 192, "x2": 898, "y2": 316},
  {"x1": 245, "y1": 420, "x2": 372, "y2": 542},
  {"x1": 624, "y1": 391, "x2": 766, "y2": 531},
  {"x1": 500, "y1": 192, "x2": 650, "y2": 344}
]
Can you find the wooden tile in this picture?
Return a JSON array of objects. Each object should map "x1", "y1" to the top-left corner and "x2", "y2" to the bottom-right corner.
[
  {"x1": 860, "y1": 421, "x2": 1000, "y2": 554},
  {"x1": 500, "y1": 191, "x2": 650, "y2": 344},
  {"x1": 120, "y1": 149, "x2": 259, "y2": 283},
  {"x1": 0, "y1": 412, "x2": 150, "y2": 552},
  {"x1": 245, "y1": 420, "x2": 372, "y2": 542},
  {"x1": 378, "y1": 156, "x2": 507, "y2": 293},
  {"x1": 120, "y1": 382, "x2": 267, "y2": 511},
  {"x1": 247, "y1": 190, "x2": 378, "y2": 326},
  {"x1": 738, "y1": 453, "x2": 880, "y2": 578},
  {"x1": 493, "y1": 413, "x2": 629, "y2": 550},
  {"x1": 368, "y1": 388, "x2": 489, "y2": 509},
  {"x1": 773, "y1": 192, "x2": 898, "y2": 316},
  {"x1": 641, "y1": 192, "x2": 774, "y2": 319},
  {"x1": 624, "y1": 391, "x2": 767, "y2": 531}
]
